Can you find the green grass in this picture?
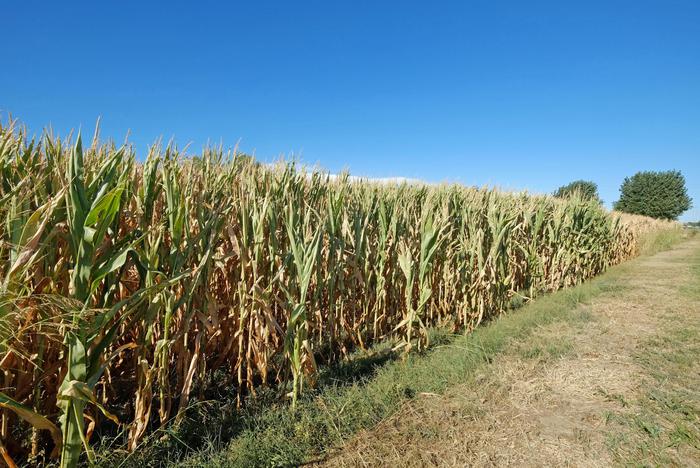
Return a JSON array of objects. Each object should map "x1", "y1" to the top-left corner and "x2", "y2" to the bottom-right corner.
[
  {"x1": 637, "y1": 226, "x2": 689, "y2": 256},
  {"x1": 605, "y1": 323, "x2": 700, "y2": 466}
]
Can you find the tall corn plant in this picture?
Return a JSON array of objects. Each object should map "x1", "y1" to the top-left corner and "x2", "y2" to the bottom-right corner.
[
  {"x1": 59, "y1": 137, "x2": 138, "y2": 467},
  {"x1": 282, "y1": 203, "x2": 322, "y2": 409},
  {"x1": 396, "y1": 212, "x2": 446, "y2": 352}
]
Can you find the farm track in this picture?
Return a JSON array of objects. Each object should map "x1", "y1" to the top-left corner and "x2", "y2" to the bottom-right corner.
[{"x1": 320, "y1": 237, "x2": 700, "y2": 467}]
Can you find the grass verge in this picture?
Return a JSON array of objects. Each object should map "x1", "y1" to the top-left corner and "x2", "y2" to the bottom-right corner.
[
  {"x1": 637, "y1": 226, "x2": 687, "y2": 256},
  {"x1": 604, "y1": 240, "x2": 700, "y2": 466}
]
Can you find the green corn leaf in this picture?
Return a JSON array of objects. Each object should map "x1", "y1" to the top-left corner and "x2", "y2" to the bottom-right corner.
[{"x1": 58, "y1": 380, "x2": 119, "y2": 425}]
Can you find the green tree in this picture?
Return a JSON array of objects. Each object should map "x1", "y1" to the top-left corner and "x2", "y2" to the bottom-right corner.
[
  {"x1": 614, "y1": 170, "x2": 692, "y2": 220},
  {"x1": 554, "y1": 180, "x2": 601, "y2": 202}
]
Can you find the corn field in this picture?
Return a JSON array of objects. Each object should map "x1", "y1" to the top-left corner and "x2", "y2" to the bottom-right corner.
[{"x1": 0, "y1": 120, "x2": 673, "y2": 466}]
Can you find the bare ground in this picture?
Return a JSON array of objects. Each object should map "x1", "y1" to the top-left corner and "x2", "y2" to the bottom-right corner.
[{"x1": 320, "y1": 237, "x2": 700, "y2": 467}]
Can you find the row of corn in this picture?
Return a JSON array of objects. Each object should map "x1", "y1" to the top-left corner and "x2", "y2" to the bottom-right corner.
[{"x1": 0, "y1": 121, "x2": 673, "y2": 466}]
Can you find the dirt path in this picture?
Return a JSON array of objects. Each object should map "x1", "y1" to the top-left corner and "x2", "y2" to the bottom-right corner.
[{"x1": 322, "y1": 237, "x2": 700, "y2": 467}]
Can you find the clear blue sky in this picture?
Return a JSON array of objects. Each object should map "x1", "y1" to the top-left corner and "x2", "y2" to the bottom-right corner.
[{"x1": 3, "y1": 1, "x2": 699, "y2": 220}]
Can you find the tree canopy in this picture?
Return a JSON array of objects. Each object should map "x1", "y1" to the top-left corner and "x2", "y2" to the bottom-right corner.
[{"x1": 613, "y1": 170, "x2": 692, "y2": 220}]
